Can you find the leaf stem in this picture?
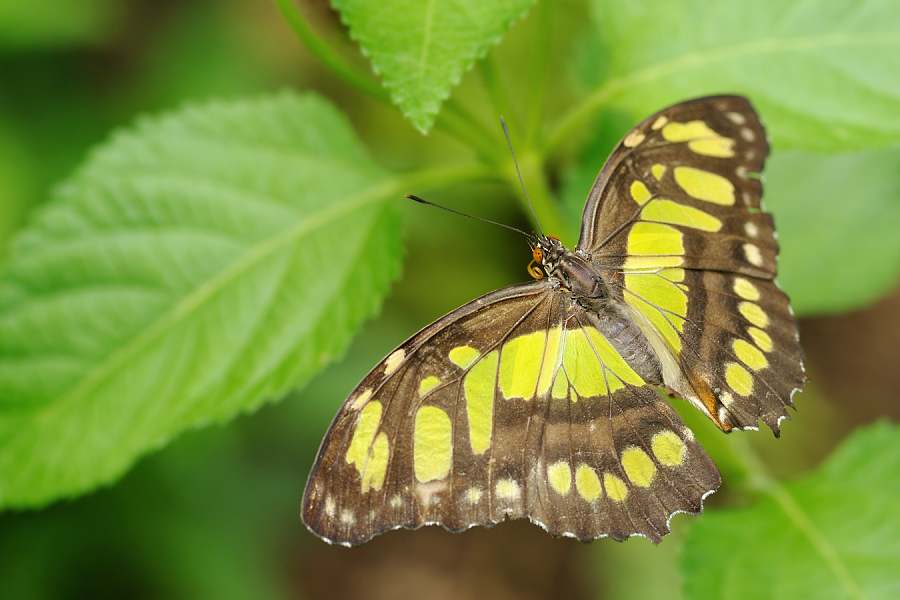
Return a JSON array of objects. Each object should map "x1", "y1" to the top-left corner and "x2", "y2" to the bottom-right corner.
[
  {"x1": 728, "y1": 436, "x2": 864, "y2": 600},
  {"x1": 273, "y1": 0, "x2": 390, "y2": 103},
  {"x1": 433, "y1": 106, "x2": 504, "y2": 163},
  {"x1": 480, "y1": 54, "x2": 518, "y2": 134},
  {"x1": 524, "y1": 0, "x2": 555, "y2": 147}
]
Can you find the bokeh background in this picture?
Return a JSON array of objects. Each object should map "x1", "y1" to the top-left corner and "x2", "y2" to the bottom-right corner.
[{"x1": 1, "y1": 1, "x2": 898, "y2": 598}]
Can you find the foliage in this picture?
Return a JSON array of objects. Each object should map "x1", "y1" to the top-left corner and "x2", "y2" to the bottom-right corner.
[
  {"x1": 332, "y1": 0, "x2": 536, "y2": 133},
  {"x1": 684, "y1": 422, "x2": 900, "y2": 600},
  {"x1": 0, "y1": 92, "x2": 406, "y2": 506},
  {"x1": 1, "y1": 0, "x2": 899, "y2": 597}
]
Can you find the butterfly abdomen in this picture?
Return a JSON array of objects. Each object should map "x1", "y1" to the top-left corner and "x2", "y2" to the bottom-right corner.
[{"x1": 587, "y1": 302, "x2": 663, "y2": 385}]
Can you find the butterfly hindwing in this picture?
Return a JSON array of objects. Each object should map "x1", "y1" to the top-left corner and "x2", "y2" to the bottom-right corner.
[
  {"x1": 672, "y1": 271, "x2": 806, "y2": 432},
  {"x1": 526, "y1": 311, "x2": 720, "y2": 543},
  {"x1": 576, "y1": 95, "x2": 806, "y2": 433},
  {"x1": 303, "y1": 281, "x2": 720, "y2": 545}
]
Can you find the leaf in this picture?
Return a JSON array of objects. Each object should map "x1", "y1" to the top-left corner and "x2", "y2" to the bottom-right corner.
[
  {"x1": 332, "y1": 0, "x2": 536, "y2": 133},
  {"x1": 681, "y1": 422, "x2": 900, "y2": 600},
  {"x1": 765, "y1": 149, "x2": 900, "y2": 315},
  {"x1": 586, "y1": 0, "x2": 900, "y2": 151},
  {"x1": 0, "y1": 91, "x2": 404, "y2": 508}
]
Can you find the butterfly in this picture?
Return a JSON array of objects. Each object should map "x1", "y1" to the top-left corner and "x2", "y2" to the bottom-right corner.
[{"x1": 302, "y1": 95, "x2": 806, "y2": 546}]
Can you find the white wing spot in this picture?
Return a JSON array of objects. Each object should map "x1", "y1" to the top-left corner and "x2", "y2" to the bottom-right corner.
[
  {"x1": 384, "y1": 349, "x2": 405, "y2": 375},
  {"x1": 743, "y1": 243, "x2": 763, "y2": 266},
  {"x1": 718, "y1": 406, "x2": 730, "y2": 424},
  {"x1": 324, "y1": 496, "x2": 336, "y2": 517},
  {"x1": 726, "y1": 111, "x2": 746, "y2": 125},
  {"x1": 339, "y1": 509, "x2": 356, "y2": 526},
  {"x1": 415, "y1": 480, "x2": 448, "y2": 507},
  {"x1": 466, "y1": 487, "x2": 483, "y2": 504},
  {"x1": 741, "y1": 128, "x2": 755, "y2": 141},
  {"x1": 745, "y1": 222, "x2": 759, "y2": 238},
  {"x1": 350, "y1": 387, "x2": 373, "y2": 410},
  {"x1": 624, "y1": 131, "x2": 646, "y2": 148},
  {"x1": 495, "y1": 479, "x2": 521, "y2": 500}
]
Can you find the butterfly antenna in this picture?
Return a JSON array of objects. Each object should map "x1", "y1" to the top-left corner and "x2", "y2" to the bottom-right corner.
[
  {"x1": 501, "y1": 116, "x2": 544, "y2": 237},
  {"x1": 405, "y1": 194, "x2": 535, "y2": 240}
]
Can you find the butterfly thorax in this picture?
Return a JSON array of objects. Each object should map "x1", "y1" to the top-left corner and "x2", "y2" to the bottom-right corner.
[
  {"x1": 532, "y1": 235, "x2": 606, "y2": 299},
  {"x1": 531, "y1": 235, "x2": 663, "y2": 385}
]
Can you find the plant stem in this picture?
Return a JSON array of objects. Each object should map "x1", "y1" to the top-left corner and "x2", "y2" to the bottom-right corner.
[
  {"x1": 392, "y1": 162, "x2": 501, "y2": 196},
  {"x1": 434, "y1": 107, "x2": 504, "y2": 164},
  {"x1": 508, "y1": 150, "x2": 573, "y2": 243},
  {"x1": 273, "y1": 0, "x2": 390, "y2": 103},
  {"x1": 728, "y1": 436, "x2": 864, "y2": 600},
  {"x1": 480, "y1": 54, "x2": 518, "y2": 134},
  {"x1": 543, "y1": 80, "x2": 619, "y2": 157},
  {"x1": 525, "y1": 0, "x2": 555, "y2": 148}
]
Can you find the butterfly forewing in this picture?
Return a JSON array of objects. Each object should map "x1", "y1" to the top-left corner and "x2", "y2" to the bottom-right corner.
[
  {"x1": 578, "y1": 95, "x2": 771, "y2": 273},
  {"x1": 303, "y1": 281, "x2": 720, "y2": 545},
  {"x1": 577, "y1": 95, "x2": 805, "y2": 433}
]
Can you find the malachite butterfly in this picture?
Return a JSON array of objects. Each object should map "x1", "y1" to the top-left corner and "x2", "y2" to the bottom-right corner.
[{"x1": 302, "y1": 96, "x2": 806, "y2": 546}]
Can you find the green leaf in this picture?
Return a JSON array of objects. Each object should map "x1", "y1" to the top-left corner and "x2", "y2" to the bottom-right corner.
[
  {"x1": 0, "y1": 91, "x2": 404, "y2": 508},
  {"x1": 332, "y1": 0, "x2": 536, "y2": 133},
  {"x1": 582, "y1": 0, "x2": 900, "y2": 151},
  {"x1": 766, "y1": 149, "x2": 900, "y2": 315},
  {"x1": 682, "y1": 422, "x2": 900, "y2": 600}
]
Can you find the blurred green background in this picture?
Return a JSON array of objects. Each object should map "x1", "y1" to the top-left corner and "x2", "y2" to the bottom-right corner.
[{"x1": 1, "y1": 0, "x2": 899, "y2": 598}]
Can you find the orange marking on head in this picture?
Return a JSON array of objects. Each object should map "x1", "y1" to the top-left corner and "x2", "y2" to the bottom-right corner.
[{"x1": 528, "y1": 247, "x2": 544, "y2": 279}]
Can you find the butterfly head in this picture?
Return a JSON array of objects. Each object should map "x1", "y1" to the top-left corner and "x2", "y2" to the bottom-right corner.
[{"x1": 527, "y1": 234, "x2": 565, "y2": 279}]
